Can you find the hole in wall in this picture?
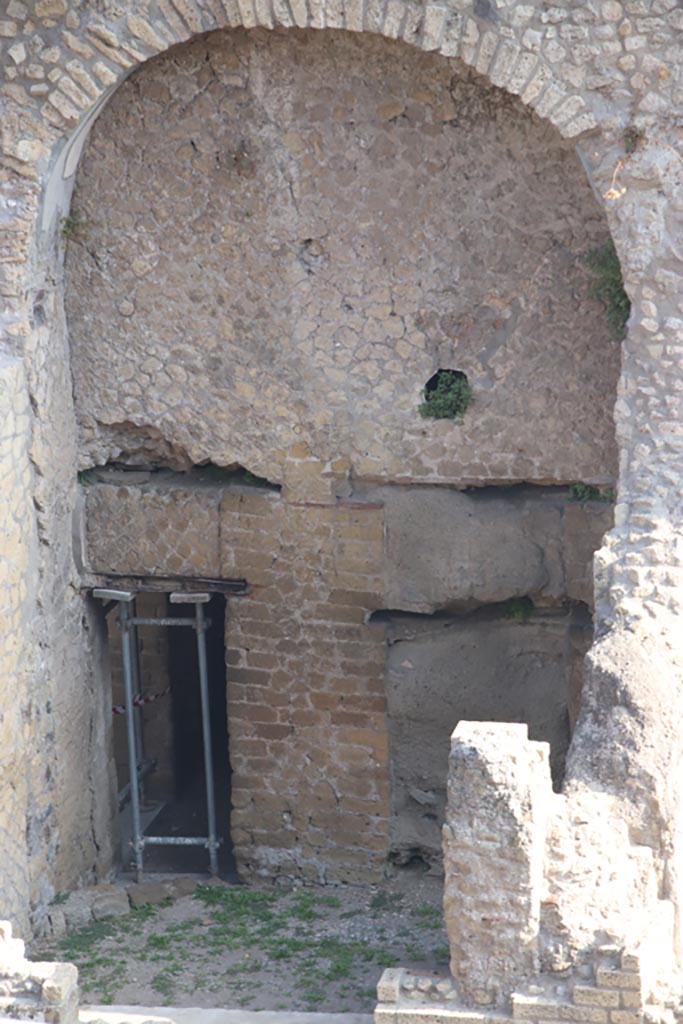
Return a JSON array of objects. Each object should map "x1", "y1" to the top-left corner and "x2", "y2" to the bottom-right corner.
[
  {"x1": 389, "y1": 849, "x2": 433, "y2": 874},
  {"x1": 192, "y1": 463, "x2": 279, "y2": 490},
  {"x1": 424, "y1": 369, "x2": 467, "y2": 396},
  {"x1": 418, "y1": 369, "x2": 472, "y2": 421}
]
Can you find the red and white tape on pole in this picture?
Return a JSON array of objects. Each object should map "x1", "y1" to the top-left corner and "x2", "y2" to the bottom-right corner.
[{"x1": 112, "y1": 687, "x2": 170, "y2": 715}]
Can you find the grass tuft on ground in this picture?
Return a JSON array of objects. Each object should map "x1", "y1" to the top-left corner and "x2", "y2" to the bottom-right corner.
[{"x1": 35, "y1": 878, "x2": 447, "y2": 1012}]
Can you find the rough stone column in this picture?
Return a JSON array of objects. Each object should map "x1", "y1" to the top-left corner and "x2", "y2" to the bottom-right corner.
[
  {"x1": 0, "y1": 357, "x2": 37, "y2": 936},
  {"x1": 557, "y1": 140, "x2": 683, "y2": 963},
  {"x1": 442, "y1": 722, "x2": 552, "y2": 1008}
]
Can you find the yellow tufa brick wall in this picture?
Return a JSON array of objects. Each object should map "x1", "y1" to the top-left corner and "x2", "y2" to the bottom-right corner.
[
  {"x1": 224, "y1": 492, "x2": 390, "y2": 882},
  {"x1": 85, "y1": 464, "x2": 391, "y2": 883}
]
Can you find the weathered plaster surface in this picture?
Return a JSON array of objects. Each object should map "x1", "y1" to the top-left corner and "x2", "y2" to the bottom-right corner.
[
  {"x1": 375, "y1": 485, "x2": 613, "y2": 611},
  {"x1": 385, "y1": 608, "x2": 590, "y2": 866}
]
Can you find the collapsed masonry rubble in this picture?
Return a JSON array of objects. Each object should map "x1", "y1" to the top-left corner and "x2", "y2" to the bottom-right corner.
[{"x1": 0, "y1": 921, "x2": 77, "y2": 1024}]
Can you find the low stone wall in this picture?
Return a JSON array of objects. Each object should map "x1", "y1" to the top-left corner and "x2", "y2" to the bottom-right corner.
[
  {"x1": 443, "y1": 724, "x2": 552, "y2": 1007},
  {"x1": 375, "y1": 948, "x2": 654, "y2": 1024}
]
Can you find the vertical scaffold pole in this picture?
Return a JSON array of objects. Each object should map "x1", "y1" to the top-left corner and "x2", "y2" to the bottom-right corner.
[
  {"x1": 131, "y1": 598, "x2": 146, "y2": 801},
  {"x1": 195, "y1": 601, "x2": 219, "y2": 876},
  {"x1": 120, "y1": 599, "x2": 144, "y2": 882}
]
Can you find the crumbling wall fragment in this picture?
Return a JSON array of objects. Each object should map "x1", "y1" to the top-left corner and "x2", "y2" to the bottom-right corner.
[
  {"x1": 443, "y1": 722, "x2": 552, "y2": 1007},
  {"x1": 0, "y1": 921, "x2": 78, "y2": 1024}
]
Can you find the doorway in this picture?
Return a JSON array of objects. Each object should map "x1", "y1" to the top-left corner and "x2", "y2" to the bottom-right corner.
[
  {"x1": 105, "y1": 589, "x2": 235, "y2": 878},
  {"x1": 146, "y1": 593, "x2": 234, "y2": 875}
]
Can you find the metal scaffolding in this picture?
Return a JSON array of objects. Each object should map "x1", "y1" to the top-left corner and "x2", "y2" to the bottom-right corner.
[{"x1": 94, "y1": 588, "x2": 221, "y2": 880}]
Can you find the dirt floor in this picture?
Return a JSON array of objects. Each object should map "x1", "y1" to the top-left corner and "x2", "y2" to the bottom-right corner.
[{"x1": 34, "y1": 872, "x2": 448, "y2": 1013}]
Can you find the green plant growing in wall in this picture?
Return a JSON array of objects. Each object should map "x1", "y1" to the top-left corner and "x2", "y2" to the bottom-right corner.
[
  {"x1": 502, "y1": 597, "x2": 534, "y2": 622},
  {"x1": 568, "y1": 483, "x2": 615, "y2": 503},
  {"x1": 623, "y1": 124, "x2": 645, "y2": 155},
  {"x1": 418, "y1": 370, "x2": 472, "y2": 422},
  {"x1": 59, "y1": 212, "x2": 91, "y2": 240},
  {"x1": 584, "y1": 240, "x2": 630, "y2": 339}
]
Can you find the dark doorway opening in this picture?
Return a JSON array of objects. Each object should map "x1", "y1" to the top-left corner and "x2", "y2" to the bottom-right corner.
[{"x1": 140, "y1": 593, "x2": 236, "y2": 877}]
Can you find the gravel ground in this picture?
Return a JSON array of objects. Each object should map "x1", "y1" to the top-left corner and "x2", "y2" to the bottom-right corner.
[{"x1": 34, "y1": 872, "x2": 447, "y2": 1013}]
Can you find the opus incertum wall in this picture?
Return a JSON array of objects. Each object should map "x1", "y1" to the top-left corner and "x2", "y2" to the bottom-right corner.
[
  {"x1": 1, "y1": 0, "x2": 683, "y2": 996},
  {"x1": 65, "y1": 28, "x2": 619, "y2": 486}
]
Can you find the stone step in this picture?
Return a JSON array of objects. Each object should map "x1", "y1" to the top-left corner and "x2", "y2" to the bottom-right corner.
[
  {"x1": 513, "y1": 994, "x2": 605, "y2": 1023},
  {"x1": 512, "y1": 994, "x2": 642, "y2": 1024}
]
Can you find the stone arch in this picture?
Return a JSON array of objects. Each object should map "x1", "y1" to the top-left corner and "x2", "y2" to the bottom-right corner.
[
  {"x1": 40, "y1": 1, "x2": 595, "y2": 139},
  {"x1": 2, "y1": 0, "x2": 683, "y2": 958},
  {"x1": 60, "y1": 19, "x2": 618, "y2": 905},
  {"x1": 17, "y1": 1, "x2": 600, "y2": 254},
  {"x1": 2, "y1": 1, "x2": 606, "y2": 363}
]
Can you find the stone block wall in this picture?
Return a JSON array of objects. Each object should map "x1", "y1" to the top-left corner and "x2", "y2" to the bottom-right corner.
[
  {"x1": 64, "y1": 28, "x2": 619, "y2": 490},
  {"x1": 376, "y1": 726, "x2": 672, "y2": 1019},
  {"x1": 223, "y1": 493, "x2": 390, "y2": 882},
  {"x1": 0, "y1": 356, "x2": 117, "y2": 935},
  {"x1": 84, "y1": 471, "x2": 607, "y2": 883}
]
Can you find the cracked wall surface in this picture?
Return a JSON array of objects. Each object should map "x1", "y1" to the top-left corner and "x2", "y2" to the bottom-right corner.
[{"x1": 0, "y1": 0, "x2": 682, "y2": 997}]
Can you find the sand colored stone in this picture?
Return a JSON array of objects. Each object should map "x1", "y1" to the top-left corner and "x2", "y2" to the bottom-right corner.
[{"x1": 0, "y1": 1, "x2": 683, "y2": 1015}]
